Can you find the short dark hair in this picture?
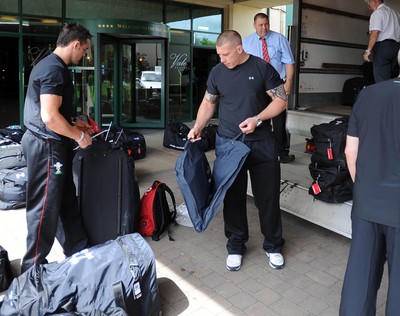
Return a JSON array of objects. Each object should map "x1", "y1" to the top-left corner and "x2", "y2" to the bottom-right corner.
[
  {"x1": 216, "y1": 30, "x2": 242, "y2": 47},
  {"x1": 56, "y1": 23, "x2": 92, "y2": 47},
  {"x1": 254, "y1": 13, "x2": 269, "y2": 22}
]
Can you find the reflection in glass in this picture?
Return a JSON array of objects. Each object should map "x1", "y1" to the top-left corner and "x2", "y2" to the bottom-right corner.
[{"x1": 121, "y1": 42, "x2": 163, "y2": 124}]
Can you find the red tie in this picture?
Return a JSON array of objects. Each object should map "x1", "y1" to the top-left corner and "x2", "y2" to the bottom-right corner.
[{"x1": 260, "y1": 37, "x2": 270, "y2": 63}]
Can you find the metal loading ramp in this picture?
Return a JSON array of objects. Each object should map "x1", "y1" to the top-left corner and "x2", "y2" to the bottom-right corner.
[{"x1": 247, "y1": 133, "x2": 352, "y2": 239}]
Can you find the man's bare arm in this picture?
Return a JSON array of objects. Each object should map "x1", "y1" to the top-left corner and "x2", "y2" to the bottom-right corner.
[
  {"x1": 188, "y1": 91, "x2": 218, "y2": 140},
  {"x1": 267, "y1": 84, "x2": 288, "y2": 102}
]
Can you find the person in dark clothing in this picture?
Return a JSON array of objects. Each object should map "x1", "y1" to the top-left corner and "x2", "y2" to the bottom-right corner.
[
  {"x1": 21, "y1": 23, "x2": 93, "y2": 273},
  {"x1": 340, "y1": 50, "x2": 400, "y2": 315},
  {"x1": 363, "y1": 0, "x2": 400, "y2": 83},
  {"x1": 188, "y1": 30, "x2": 287, "y2": 271}
]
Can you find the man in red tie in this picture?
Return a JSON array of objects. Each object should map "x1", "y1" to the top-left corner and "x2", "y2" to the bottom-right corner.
[{"x1": 243, "y1": 13, "x2": 295, "y2": 163}]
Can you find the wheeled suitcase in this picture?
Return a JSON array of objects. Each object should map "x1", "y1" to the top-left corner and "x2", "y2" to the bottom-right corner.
[
  {"x1": 0, "y1": 233, "x2": 160, "y2": 315},
  {"x1": 0, "y1": 137, "x2": 26, "y2": 170},
  {"x1": 73, "y1": 140, "x2": 140, "y2": 246}
]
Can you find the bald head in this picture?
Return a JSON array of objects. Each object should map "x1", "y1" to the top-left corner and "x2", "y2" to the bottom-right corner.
[{"x1": 216, "y1": 30, "x2": 242, "y2": 48}]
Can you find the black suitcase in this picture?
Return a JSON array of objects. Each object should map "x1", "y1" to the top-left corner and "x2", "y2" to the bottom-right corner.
[
  {"x1": 0, "y1": 137, "x2": 26, "y2": 170},
  {"x1": 0, "y1": 233, "x2": 160, "y2": 315},
  {"x1": 340, "y1": 77, "x2": 365, "y2": 106},
  {"x1": 73, "y1": 140, "x2": 140, "y2": 246}
]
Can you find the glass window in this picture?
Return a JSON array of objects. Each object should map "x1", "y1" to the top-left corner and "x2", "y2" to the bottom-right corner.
[
  {"x1": 22, "y1": 0, "x2": 62, "y2": 17},
  {"x1": 169, "y1": 44, "x2": 191, "y2": 121},
  {"x1": 22, "y1": 17, "x2": 62, "y2": 35},
  {"x1": 170, "y1": 29, "x2": 191, "y2": 45},
  {"x1": 66, "y1": 0, "x2": 162, "y2": 22},
  {"x1": 0, "y1": 0, "x2": 18, "y2": 13},
  {"x1": 23, "y1": 36, "x2": 57, "y2": 97},
  {"x1": 193, "y1": 32, "x2": 218, "y2": 47},
  {"x1": 0, "y1": 15, "x2": 19, "y2": 32},
  {"x1": 166, "y1": 4, "x2": 190, "y2": 30},
  {"x1": 193, "y1": 7, "x2": 222, "y2": 33}
]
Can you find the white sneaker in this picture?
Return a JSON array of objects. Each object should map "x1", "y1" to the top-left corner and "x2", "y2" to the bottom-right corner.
[
  {"x1": 226, "y1": 254, "x2": 242, "y2": 271},
  {"x1": 266, "y1": 252, "x2": 284, "y2": 269}
]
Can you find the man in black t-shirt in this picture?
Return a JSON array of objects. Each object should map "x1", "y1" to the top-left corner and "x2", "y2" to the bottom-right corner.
[
  {"x1": 21, "y1": 23, "x2": 93, "y2": 273},
  {"x1": 188, "y1": 30, "x2": 287, "y2": 271},
  {"x1": 340, "y1": 50, "x2": 400, "y2": 315}
]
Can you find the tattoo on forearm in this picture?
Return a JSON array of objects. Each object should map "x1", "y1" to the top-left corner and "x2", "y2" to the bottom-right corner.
[
  {"x1": 205, "y1": 91, "x2": 219, "y2": 104},
  {"x1": 268, "y1": 84, "x2": 287, "y2": 102}
]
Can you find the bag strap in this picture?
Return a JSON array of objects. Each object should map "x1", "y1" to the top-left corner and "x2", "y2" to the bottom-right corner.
[
  {"x1": 116, "y1": 238, "x2": 142, "y2": 315},
  {"x1": 152, "y1": 181, "x2": 177, "y2": 241}
]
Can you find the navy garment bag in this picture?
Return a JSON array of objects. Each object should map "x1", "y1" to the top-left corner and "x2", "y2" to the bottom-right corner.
[{"x1": 176, "y1": 133, "x2": 250, "y2": 232}]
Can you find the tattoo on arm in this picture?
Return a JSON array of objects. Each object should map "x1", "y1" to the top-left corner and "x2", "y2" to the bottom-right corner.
[
  {"x1": 268, "y1": 84, "x2": 287, "y2": 102},
  {"x1": 205, "y1": 91, "x2": 219, "y2": 104}
]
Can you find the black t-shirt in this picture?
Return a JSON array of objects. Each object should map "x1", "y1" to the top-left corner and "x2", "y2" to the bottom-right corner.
[
  {"x1": 347, "y1": 78, "x2": 400, "y2": 227},
  {"x1": 24, "y1": 53, "x2": 73, "y2": 142},
  {"x1": 207, "y1": 55, "x2": 283, "y2": 141}
]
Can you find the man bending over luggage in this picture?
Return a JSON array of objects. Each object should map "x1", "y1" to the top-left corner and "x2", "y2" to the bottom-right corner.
[
  {"x1": 188, "y1": 30, "x2": 287, "y2": 271},
  {"x1": 21, "y1": 23, "x2": 94, "y2": 273}
]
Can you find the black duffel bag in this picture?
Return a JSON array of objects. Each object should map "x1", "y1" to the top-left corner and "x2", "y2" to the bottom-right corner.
[
  {"x1": 0, "y1": 167, "x2": 27, "y2": 210},
  {"x1": 163, "y1": 122, "x2": 191, "y2": 150}
]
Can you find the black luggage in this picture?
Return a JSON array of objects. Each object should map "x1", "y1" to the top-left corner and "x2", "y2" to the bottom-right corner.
[
  {"x1": 0, "y1": 233, "x2": 160, "y2": 316},
  {"x1": 163, "y1": 122, "x2": 191, "y2": 150},
  {"x1": 0, "y1": 244, "x2": 13, "y2": 292},
  {"x1": 105, "y1": 127, "x2": 147, "y2": 160},
  {"x1": 0, "y1": 125, "x2": 25, "y2": 144},
  {"x1": 340, "y1": 77, "x2": 365, "y2": 106},
  {"x1": 308, "y1": 118, "x2": 353, "y2": 203},
  {"x1": 0, "y1": 167, "x2": 27, "y2": 210},
  {"x1": 0, "y1": 137, "x2": 26, "y2": 170},
  {"x1": 73, "y1": 140, "x2": 140, "y2": 246}
]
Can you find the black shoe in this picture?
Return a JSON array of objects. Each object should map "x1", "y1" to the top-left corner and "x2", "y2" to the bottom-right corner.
[{"x1": 280, "y1": 154, "x2": 295, "y2": 163}]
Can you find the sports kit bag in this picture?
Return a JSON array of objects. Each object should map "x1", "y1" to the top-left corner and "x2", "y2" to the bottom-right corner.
[
  {"x1": 139, "y1": 181, "x2": 177, "y2": 241},
  {"x1": 0, "y1": 137, "x2": 26, "y2": 170},
  {"x1": 163, "y1": 122, "x2": 191, "y2": 150},
  {"x1": 0, "y1": 167, "x2": 27, "y2": 210},
  {"x1": 104, "y1": 127, "x2": 147, "y2": 160},
  {"x1": 308, "y1": 117, "x2": 353, "y2": 203},
  {"x1": 0, "y1": 244, "x2": 13, "y2": 292},
  {"x1": 0, "y1": 233, "x2": 160, "y2": 316}
]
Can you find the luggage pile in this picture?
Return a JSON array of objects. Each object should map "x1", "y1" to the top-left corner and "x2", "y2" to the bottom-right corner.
[
  {"x1": 0, "y1": 126, "x2": 27, "y2": 210},
  {"x1": 308, "y1": 118, "x2": 353, "y2": 203}
]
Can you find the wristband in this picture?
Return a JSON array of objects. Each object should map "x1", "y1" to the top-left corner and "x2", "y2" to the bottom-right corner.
[
  {"x1": 76, "y1": 131, "x2": 85, "y2": 143},
  {"x1": 365, "y1": 49, "x2": 371, "y2": 53}
]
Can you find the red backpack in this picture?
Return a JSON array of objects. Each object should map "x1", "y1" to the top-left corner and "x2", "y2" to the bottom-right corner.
[{"x1": 139, "y1": 181, "x2": 176, "y2": 241}]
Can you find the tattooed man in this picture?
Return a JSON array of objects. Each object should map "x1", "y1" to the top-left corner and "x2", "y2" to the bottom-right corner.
[{"x1": 188, "y1": 30, "x2": 287, "y2": 271}]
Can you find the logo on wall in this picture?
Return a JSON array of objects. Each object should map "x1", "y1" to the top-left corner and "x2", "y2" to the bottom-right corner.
[{"x1": 170, "y1": 53, "x2": 188, "y2": 71}]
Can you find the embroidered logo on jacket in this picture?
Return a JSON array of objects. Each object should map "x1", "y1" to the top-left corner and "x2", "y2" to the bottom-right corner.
[{"x1": 54, "y1": 162, "x2": 63, "y2": 175}]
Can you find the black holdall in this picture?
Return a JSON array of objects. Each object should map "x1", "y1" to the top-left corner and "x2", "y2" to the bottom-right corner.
[
  {"x1": 0, "y1": 167, "x2": 28, "y2": 210},
  {"x1": 0, "y1": 244, "x2": 13, "y2": 292},
  {"x1": 163, "y1": 122, "x2": 191, "y2": 150}
]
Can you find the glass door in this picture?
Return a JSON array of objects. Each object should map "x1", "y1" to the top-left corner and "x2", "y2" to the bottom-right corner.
[
  {"x1": 99, "y1": 35, "x2": 165, "y2": 128},
  {"x1": 120, "y1": 40, "x2": 165, "y2": 128}
]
